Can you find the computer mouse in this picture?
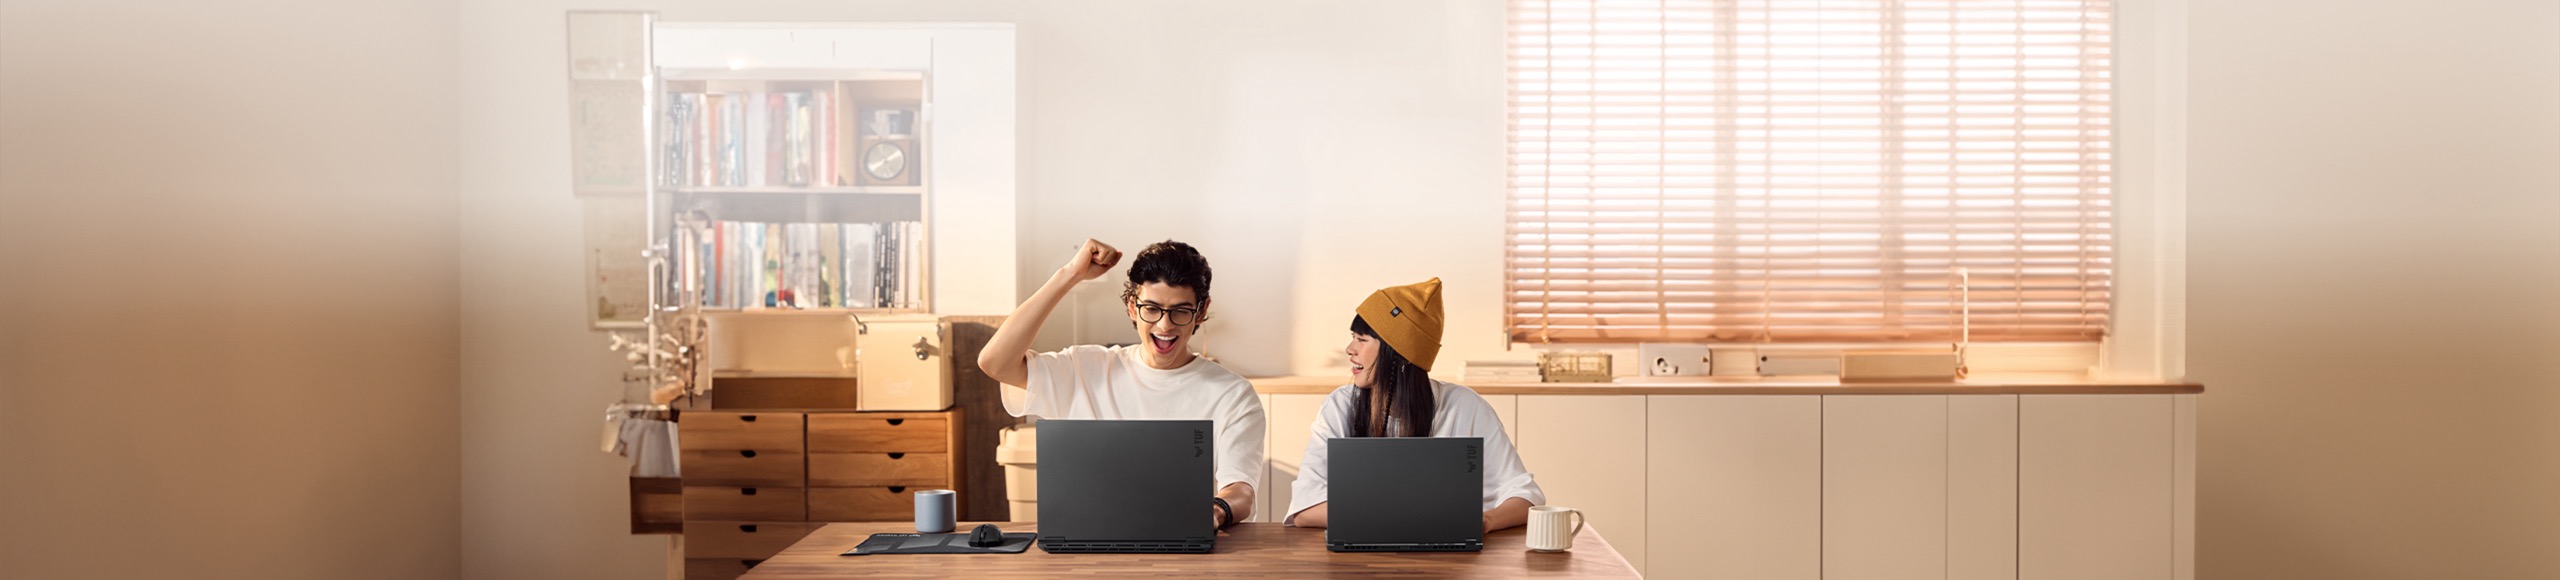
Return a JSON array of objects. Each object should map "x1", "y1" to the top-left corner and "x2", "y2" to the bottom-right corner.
[{"x1": 968, "y1": 523, "x2": 1004, "y2": 547}]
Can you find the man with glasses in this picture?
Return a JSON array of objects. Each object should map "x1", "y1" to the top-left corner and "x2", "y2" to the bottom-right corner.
[{"x1": 978, "y1": 239, "x2": 1267, "y2": 530}]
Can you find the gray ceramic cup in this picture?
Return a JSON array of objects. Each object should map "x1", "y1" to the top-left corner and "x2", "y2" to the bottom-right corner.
[{"x1": 914, "y1": 489, "x2": 957, "y2": 533}]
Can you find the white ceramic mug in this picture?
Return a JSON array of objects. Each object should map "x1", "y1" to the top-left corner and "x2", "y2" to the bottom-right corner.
[{"x1": 1527, "y1": 505, "x2": 1586, "y2": 552}]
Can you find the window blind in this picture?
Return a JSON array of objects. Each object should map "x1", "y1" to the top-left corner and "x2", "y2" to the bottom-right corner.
[{"x1": 1505, "y1": 0, "x2": 2113, "y2": 343}]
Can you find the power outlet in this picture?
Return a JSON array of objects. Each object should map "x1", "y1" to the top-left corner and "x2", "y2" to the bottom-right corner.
[{"x1": 1638, "y1": 343, "x2": 1710, "y2": 376}]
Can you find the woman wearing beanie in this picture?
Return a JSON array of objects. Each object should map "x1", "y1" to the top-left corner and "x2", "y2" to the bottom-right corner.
[{"x1": 1282, "y1": 278, "x2": 1545, "y2": 533}]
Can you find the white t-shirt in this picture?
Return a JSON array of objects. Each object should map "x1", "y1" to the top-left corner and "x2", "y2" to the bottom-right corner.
[
  {"x1": 1283, "y1": 380, "x2": 1544, "y2": 524},
  {"x1": 1009, "y1": 344, "x2": 1267, "y2": 495}
]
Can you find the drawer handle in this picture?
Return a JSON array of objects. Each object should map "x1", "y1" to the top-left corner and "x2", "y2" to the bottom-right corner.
[
  {"x1": 741, "y1": 415, "x2": 758, "y2": 422},
  {"x1": 886, "y1": 419, "x2": 905, "y2": 426},
  {"x1": 740, "y1": 450, "x2": 757, "y2": 458},
  {"x1": 741, "y1": 488, "x2": 759, "y2": 496},
  {"x1": 740, "y1": 524, "x2": 758, "y2": 533},
  {"x1": 889, "y1": 486, "x2": 907, "y2": 494},
  {"x1": 888, "y1": 452, "x2": 906, "y2": 460}
]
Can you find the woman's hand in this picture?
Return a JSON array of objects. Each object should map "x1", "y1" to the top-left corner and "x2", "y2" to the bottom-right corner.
[
  {"x1": 1059, "y1": 239, "x2": 1121, "y2": 283},
  {"x1": 1482, "y1": 497, "x2": 1532, "y2": 533}
]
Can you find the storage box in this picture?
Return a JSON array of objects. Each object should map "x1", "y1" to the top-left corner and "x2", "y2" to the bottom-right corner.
[
  {"x1": 1757, "y1": 352, "x2": 1842, "y2": 377},
  {"x1": 855, "y1": 316, "x2": 953, "y2": 411},
  {"x1": 1840, "y1": 351, "x2": 1962, "y2": 382},
  {"x1": 1538, "y1": 351, "x2": 1614, "y2": 383}
]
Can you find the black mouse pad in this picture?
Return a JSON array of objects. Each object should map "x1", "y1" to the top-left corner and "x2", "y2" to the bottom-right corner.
[{"x1": 841, "y1": 532, "x2": 1037, "y2": 555}]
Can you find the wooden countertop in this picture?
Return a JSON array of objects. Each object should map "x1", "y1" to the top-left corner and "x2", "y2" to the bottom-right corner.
[
  {"x1": 1248, "y1": 374, "x2": 2203, "y2": 396},
  {"x1": 741, "y1": 521, "x2": 1639, "y2": 578}
]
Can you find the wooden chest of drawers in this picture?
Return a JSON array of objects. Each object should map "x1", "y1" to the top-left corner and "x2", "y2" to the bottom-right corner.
[{"x1": 676, "y1": 409, "x2": 961, "y2": 580}]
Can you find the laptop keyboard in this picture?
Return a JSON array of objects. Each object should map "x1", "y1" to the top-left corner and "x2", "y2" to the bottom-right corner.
[
  {"x1": 1037, "y1": 538, "x2": 1215, "y2": 553},
  {"x1": 1329, "y1": 541, "x2": 1484, "y2": 552}
]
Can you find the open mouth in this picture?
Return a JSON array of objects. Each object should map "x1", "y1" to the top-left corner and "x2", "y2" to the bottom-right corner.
[{"x1": 1149, "y1": 333, "x2": 1178, "y2": 355}]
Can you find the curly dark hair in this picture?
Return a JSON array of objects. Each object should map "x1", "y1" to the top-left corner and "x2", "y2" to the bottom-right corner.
[{"x1": 1121, "y1": 240, "x2": 1212, "y2": 306}]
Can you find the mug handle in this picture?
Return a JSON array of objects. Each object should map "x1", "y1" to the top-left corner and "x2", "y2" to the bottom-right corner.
[{"x1": 1567, "y1": 509, "x2": 1587, "y2": 536}]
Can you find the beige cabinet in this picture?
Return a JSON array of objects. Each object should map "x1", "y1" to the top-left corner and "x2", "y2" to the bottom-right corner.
[
  {"x1": 1515, "y1": 395, "x2": 1650, "y2": 574},
  {"x1": 1646, "y1": 395, "x2": 1821, "y2": 580},
  {"x1": 2019, "y1": 395, "x2": 2174, "y2": 580},
  {"x1": 1949, "y1": 395, "x2": 2021, "y2": 580},
  {"x1": 1251, "y1": 394, "x2": 1274, "y2": 522},
  {"x1": 1823, "y1": 396, "x2": 1950, "y2": 580},
  {"x1": 1259, "y1": 393, "x2": 1326, "y2": 523},
  {"x1": 1242, "y1": 385, "x2": 2192, "y2": 580},
  {"x1": 1808, "y1": 395, "x2": 2024, "y2": 580}
]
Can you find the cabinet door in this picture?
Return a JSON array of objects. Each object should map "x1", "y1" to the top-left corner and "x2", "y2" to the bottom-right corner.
[
  {"x1": 1824, "y1": 396, "x2": 1949, "y2": 580},
  {"x1": 1949, "y1": 395, "x2": 2020, "y2": 580},
  {"x1": 1252, "y1": 393, "x2": 1272, "y2": 522},
  {"x1": 1646, "y1": 395, "x2": 1820, "y2": 580},
  {"x1": 1519, "y1": 395, "x2": 1649, "y2": 574},
  {"x1": 1261, "y1": 394, "x2": 1325, "y2": 523},
  {"x1": 2020, "y1": 395, "x2": 2172, "y2": 580}
]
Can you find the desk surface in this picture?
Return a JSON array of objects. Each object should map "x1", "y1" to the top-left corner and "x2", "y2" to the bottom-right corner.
[
  {"x1": 738, "y1": 521, "x2": 1639, "y2": 578},
  {"x1": 1248, "y1": 374, "x2": 2203, "y2": 396}
]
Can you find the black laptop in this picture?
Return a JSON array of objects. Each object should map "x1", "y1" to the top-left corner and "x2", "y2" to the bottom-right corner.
[
  {"x1": 1036, "y1": 419, "x2": 1216, "y2": 553},
  {"x1": 1326, "y1": 437, "x2": 1486, "y2": 552}
]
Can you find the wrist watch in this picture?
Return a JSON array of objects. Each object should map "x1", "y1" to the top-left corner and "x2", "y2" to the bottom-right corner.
[{"x1": 1210, "y1": 497, "x2": 1235, "y2": 529}]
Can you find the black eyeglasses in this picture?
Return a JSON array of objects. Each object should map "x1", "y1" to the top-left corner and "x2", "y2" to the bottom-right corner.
[{"x1": 1134, "y1": 304, "x2": 1203, "y2": 326}]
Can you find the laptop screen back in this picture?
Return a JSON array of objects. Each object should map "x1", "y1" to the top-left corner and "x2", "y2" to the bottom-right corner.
[
  {"x1": 1327, "y1": 437, "x2": 1484, "y2": 546},
  {"x1": 1036, "y1": 420, "x2": 1214, "y2": 544}
]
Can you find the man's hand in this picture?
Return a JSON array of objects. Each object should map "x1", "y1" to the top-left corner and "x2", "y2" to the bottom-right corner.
[{"x1": 1059, "y1": 239, "x2": 1121, "y2": 283}]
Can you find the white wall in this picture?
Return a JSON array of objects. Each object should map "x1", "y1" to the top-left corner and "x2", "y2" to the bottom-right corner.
[
  {"x1": 458, "y1": 3, "x2": 672, "y2": 579},
  {"x1": 2187, "y1": 0, "x2": 2560, "y2": 577},
  {"x1": 0, "y1": 1, "x2": 462, "y2": 579},
  {"x1": 1004, "y1": 1, "x2": 1508, "y2": 378}
]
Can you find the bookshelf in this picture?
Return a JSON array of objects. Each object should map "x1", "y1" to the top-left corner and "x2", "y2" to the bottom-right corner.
[
  {"x1": 574, "y1": 19, "x2": 1019, "y2": 578},
  {"x1": 657, "y1": 71, "x2": 934, "y2": 313}
]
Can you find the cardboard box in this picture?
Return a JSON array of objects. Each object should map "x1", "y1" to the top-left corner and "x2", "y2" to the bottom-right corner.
[
  {"x1": 1840, "y1": 351, "x2": 1962, "y2": 382},
  {"x1": 855, "y1": 316, "x2": 953, "y2": 411}
]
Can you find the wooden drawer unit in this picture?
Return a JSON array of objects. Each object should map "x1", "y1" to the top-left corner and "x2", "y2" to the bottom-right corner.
[
  {"x1": 679, "y1": 448, "x2": 806, "y2": 487},
  {"x1": 808, "y1": 486, "x2": 926, "y2": 521},
  {"x1": 682, "y1": 485, "x2": 807, "y2": 521},
  {"x1": 810, "y1": 452, "x2": 950, "y2": 487},
  {"x1": 808, "y1": 413, "x2": 951, "y2": 453},
  {"x1": 682, "y1": 557, "x2": 759, "y2": 580},
  {"x1": 678, "y1": 412, "x2": 805, "y2": 452},
  {"x1": 630, "y1": 477, "x2": 683, "y2": 534},
  {"x1": 685, "y1": 521, "x2": 824, "y2": 559},
  {"x1": 655, "y1": 316, "x2": 1002, "y2": 577}
]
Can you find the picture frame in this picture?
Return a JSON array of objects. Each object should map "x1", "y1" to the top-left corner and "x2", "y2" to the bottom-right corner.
[{"x1": 585, "y1": 196, "x2": 649, "y2": 329}]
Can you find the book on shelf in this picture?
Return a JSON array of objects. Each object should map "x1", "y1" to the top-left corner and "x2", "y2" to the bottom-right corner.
[
  {"x1": 679, "y1": 219, "x2": 923, "y2": 311},
  {"x1": 660, "y1": 88, "x2": 848, "y2": 189}
]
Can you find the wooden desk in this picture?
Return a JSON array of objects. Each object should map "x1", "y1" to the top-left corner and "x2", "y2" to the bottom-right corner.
[{"x1": 737, "y1": 522, "x2": 1639, "y2": 578}]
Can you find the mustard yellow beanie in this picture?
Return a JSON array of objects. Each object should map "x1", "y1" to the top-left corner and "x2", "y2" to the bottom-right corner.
[{"x1": 1356, "y1": 278, "x2": 1445, "y2": 372}]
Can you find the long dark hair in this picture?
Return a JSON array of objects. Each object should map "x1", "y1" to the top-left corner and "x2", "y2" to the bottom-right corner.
[{"x1": 1348, "y1": 316, "x2": 1435, "y2": 438}]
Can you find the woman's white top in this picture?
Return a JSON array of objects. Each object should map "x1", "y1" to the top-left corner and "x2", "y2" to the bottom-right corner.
[
  {"x1": 1008, "y1": 344, "x2": 1268, "y2": 495},
  {"x1": 1283, "y1": 380, "x2": 1544, "y2": 524}
]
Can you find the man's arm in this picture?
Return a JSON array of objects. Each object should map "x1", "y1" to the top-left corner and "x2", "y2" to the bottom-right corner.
[
  {"x1": 1215, "y1": 481, "x2": 1255, "y2": 528},
  {"x1": 977, "y1": 239, "x2": 1120, "y2": 387}
]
